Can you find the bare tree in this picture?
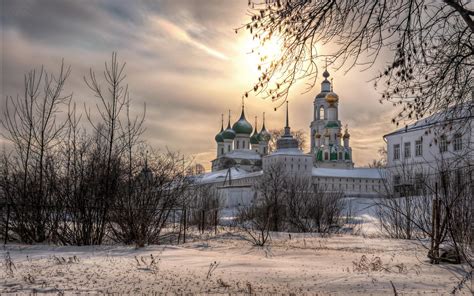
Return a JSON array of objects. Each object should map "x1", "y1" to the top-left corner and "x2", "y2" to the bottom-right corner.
[
  {"x1": 240, "y1": 0, "x2": 473, "y2": 124},
  {"x1": 109, "y1": 150, "x2": 191, "y2": 247},
  {"x1": 368, "y1": 146, "x2": 388, "y2": 168},
  {"x1": 237, "y1": 201, "x2": 273, "y2": 246},
  {"x1": 285, "y1": 176, "x2": 345, "y2": 234},
  {"x1": 0, "y1": 62, "x2": 71, "y2": 243},
  {"x1": 83, "y1": 52, "x2": 130, "y2": 244},
  {"x1": 377, "y1": 155, "x2": 472, "y2": 266},
  {"x1": 254, "y1": 162, "x2": 288, "y2": 231},
  {"x1": 189, "y1": 183, "x2": 223, "y2": 234}
]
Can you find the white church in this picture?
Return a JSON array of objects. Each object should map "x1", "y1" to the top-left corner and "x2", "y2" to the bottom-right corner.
[{"x1": 198, "y1": 70, "x2": 384, "y2": 207}]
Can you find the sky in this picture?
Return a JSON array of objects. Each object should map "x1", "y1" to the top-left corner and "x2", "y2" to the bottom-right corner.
[{"x1": 1, "y1": 0, "x2": 398, "y2": 170}]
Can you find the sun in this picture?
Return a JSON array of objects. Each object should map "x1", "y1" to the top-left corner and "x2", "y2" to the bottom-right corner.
[{"x1": 241, "y1": 35, "x2": 283, "y2": 79}]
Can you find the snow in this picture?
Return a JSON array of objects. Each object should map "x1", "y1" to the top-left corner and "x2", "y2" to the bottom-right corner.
[
  {"x1": 2, "y1": 233, "x2": 471, "y2": 295},
  {"x1": 196, "y1": 168, "x2": 262, "y2": 184},
  {"x1": 384, "y1": 105, "x2": 471, "y2": 138},
  {"x1": 268, "y1": 148, "x2": 307, "y2": 155},
  {"x1": 312, "y1": 167, "x2": 383, "y2": 179},
  {"x1": 1, "y1": 199, "x2": 470, "y2": 294}
]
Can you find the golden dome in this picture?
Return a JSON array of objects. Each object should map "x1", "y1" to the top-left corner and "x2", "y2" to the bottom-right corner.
[{"x1": 325, "y1": 92, "x2": 339, "y2": 105}]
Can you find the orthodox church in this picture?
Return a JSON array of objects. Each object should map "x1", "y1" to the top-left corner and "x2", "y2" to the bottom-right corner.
[
  {"x1": 211, "y1": 69, "x2": 354, "y2": 171},
  {"x1": 200, "y1": 70, "x2": 383, "y2": 206},
  {"x1": 211, "y1": 102, "x2": 270, "y2": 172}
]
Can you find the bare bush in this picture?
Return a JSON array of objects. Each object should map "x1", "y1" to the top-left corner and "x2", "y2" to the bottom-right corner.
[
  {"x1": 285, "y1": 176, "x2": 345, "y2": 234},
  {"x1": 378, "y1": 156, "x2": 472, "y2": 266},
  {"x1": 237, "y1": 202, "x2": 272, "y2": 246}
]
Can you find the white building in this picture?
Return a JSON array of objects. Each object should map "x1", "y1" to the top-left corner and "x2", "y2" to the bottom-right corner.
[{"x1": 384, "y1": 107, "x2": 473, "y2": 194}]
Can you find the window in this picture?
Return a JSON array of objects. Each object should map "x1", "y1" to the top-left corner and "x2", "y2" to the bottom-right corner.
[
  {"x1": 319, "y1": 106, "x2": 325, "y2": 120},
  {"x1": 453, "y1": 134, "x2": 462, "y2": 151},
  {"x1": 324, "y1": 152, "x2": 329, "y2": 160},
  {"x1": 236, "y1": 141, "x2": 239, "y2": 149},
  {"x1": 339, "y1": 152, "x2": 342, "y2": 160},
  {"x1": 393, "y1": 144, "x2": 400, "y2": 160},
  {"x1": 404, "y1": 142, "x2": 411, "y2": 158},
  {"x1": 415, "y1": 139, "x2": 422, "y2": 157},
  {"x1": 220, "y1": 147, "x2": 224, "y2": 155},
  {"x1": 439, "y1": 135, "x2": 448, "y2": 153},
  {"x1": 414, "y1": 173, "x2": 423, "y2": 195}
]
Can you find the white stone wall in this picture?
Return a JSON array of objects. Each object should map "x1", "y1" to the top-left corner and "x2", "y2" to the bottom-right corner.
[
  {"x1": 313, "y1": 176, "x2": 383, "y2": 196},
  {"x1": 262, "y1": 153, "x2": 313, "y2": 177}
]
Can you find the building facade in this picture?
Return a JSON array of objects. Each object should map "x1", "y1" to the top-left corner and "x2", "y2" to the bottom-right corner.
[{"x1": 384, "y1": 108, "x2": 473, "y2": 195}]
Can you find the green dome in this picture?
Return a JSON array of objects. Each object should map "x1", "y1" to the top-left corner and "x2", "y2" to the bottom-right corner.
[
  {"x1": 250, "y1": 129, "x2": 260, "y2": 144},
  {"x1": 215, "y1": 132, "x2": 224, "y2": 143},
  {"x1": 215, "y1": 121, "x2": 224, "y2": 143},
  {"x1": 232, "y1": 109, "x2": 253, "y2": 134},
  {"x1": 259, "y1": 121, "x2": 271, "y2": 141},
  {"x1": 325, "y1": 121, "x2": 340, "y2": 128},
  {"x1": 222, "y1": 128, "x2": 235, "y2": 140}
]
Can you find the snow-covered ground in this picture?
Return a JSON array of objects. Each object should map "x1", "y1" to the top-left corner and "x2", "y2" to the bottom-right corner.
[{"x1": 1, "y1": 232, "x2": 471, "y2": 295}]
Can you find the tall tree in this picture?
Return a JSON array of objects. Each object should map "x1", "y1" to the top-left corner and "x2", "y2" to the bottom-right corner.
[{"x1": 241, "y1": 0, "x2": 473, "y2": 124}]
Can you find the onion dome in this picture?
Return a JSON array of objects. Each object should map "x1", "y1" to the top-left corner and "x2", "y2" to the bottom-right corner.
[
  {"x1": 250, "y1": 117, "x2": 260, "y2": 144},
  {"x1": 322, "y1": 69, "x2": 330, "y2": 79},
  {"x1": 232, "y1": 102, "x2": 253, "y2": 134},
  {"x1": 325, "y1": 91, "x2": 339, "y2": 105},
  {"x1": 222, "y1": 112, "x2": 236, "y2": 140},
  {"x1": 214, "y1": 115, "x2": 224, "y2": 143},
  {"x1": 259, "y1": 112, "x2": 271, "y2": 142},
  {"x1": 337, "y1": 129, "x2": 343, "y2": 138}
]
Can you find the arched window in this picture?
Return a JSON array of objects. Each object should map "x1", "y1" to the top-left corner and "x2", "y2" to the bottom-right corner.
[{"x1": 319, "y1": 106, "x2": 325, "y2": 120}]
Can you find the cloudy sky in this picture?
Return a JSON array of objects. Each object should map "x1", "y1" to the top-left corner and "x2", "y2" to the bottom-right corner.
[{"x1": 1, "y1": 0, "x2": 398, "y2": 169}]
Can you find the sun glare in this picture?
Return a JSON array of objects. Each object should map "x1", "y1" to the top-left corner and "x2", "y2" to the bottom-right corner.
[{"x1": 241, "y1": 35, "x2": 283, "y2": 78}]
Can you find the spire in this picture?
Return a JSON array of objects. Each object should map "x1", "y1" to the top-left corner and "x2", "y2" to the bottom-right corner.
[
  {"x1": 322, "y1": 57, "x2": 330, "y2": 80},
  {"x1": 240, "y1": 97, "x2": 246, "y2": 119},
  {"x1": 262, "y1": 112, "x2": 266, "y2": 130},
  {"x1": 220, "y1": 114, "x2": 224, "y2": 132},
  {"x1": 321, "y1": 58, "x2": 331, "y2": 92},
  {"x1": 284, "y1": 101, "x2": 291, "y2": 136},
  {"x1": 330, "y1": 78, "x2": 334, "y2": 91},
  {"x1": 227, "y1": 109, "x2": 231, "y2": 129}
]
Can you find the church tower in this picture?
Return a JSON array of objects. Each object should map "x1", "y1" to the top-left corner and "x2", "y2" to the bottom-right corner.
[{"x1": 310, "y1": 69, "x2": 353, "y2": 168}]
